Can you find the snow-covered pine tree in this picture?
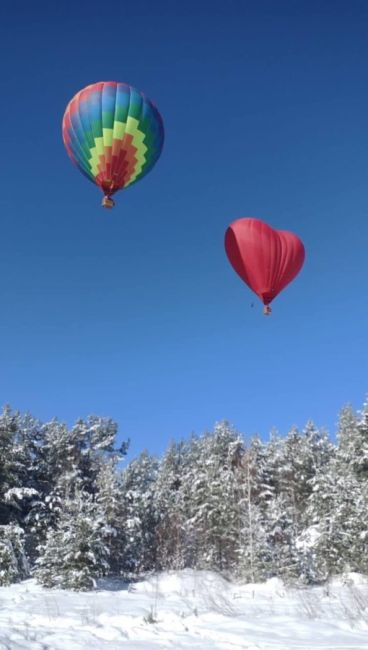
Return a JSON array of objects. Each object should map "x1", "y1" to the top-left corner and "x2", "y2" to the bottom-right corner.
[
  {"x1": 154, "y1": 441, "x2": 187, "y2": 570},
  {"x1": 339, "y1": 401, "x2": 368, "y2": 480},
  {"x1": 0, "y1": 523, "x2": 29, "y2": 586},
  {"x1": 306, "y1": 458, "x2": 368, "y2": 579},
  {"x1": 304, "y1": 402, "x2": 368, "y2": 581},
  {"x1": 28, "y1": 416, "x2": 127, "y2": 561},
  {"x1": 236, "y1": 436, "x2": 273, "y2": 582},
  {"x1": 263, "y1": 431, "x2": 300, "y2": 582},
  {"x1": 0, "y1": 408, "x2": 40, "y2": 580},
  {"x1": 70, "y1": 416, "x2": 128, "y2": 497},
  {"x1": 119, "y1": 451, "x2": 158, "y2": 576},
  {"x1": 178, "y1": 433, "x2": 204, "y2": 569},
  {"x1": 95, "y1": 459, "x2": 124, "y2": 575},
  {"x1": 263, "y1": 422, "x2": 333, "y2": 583},
  {"x1": 0, "y1": 407, "x2": 29, "y2": 526},
  {"x1": 184, "y1": 422, "x2": 244, "y2": 575},
  {"x1": 35, "y1": 488, "x2": 111, "y2": 590},
  {"x1": 336, "y1": 404, "x2": 360, "y2": 469},
  {"x1": 25, "y1": 418, "x2": 83, "y2": 560}
]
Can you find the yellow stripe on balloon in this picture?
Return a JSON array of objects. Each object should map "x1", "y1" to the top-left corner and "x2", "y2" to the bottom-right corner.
[
  {"x1": 103, "y1": 128, "x2": 114, "y2": 148},
  {"x1": 113, "y1": 120, "x2": 126, "y2": 141},
  {"x1": 124, "y1": 117, "x2": 147, "y2": 185},
  {"x1": 89, "y1": 136, "x2": 105, "y2": 176}
]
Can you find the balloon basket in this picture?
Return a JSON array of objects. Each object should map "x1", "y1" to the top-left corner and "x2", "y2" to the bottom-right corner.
[
  {"x1": 263, "y1": 305, "x2": 272, "y2": 316},
  {"x1": 102, "y1": 196, "x2": 115, "y2": 209}
]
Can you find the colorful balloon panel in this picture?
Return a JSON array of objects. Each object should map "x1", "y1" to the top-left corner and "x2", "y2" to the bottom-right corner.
[
  {"x1": 62, "y1": 81, "x2": 164, "y2": 202},
  {"x1": 225, "y1": 218, "x2": 305, "y2": 308}
]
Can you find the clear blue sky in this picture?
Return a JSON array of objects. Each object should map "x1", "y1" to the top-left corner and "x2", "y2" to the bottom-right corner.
[{"x1": 0, "y1": 0, "x2": 367, "y2": 459}]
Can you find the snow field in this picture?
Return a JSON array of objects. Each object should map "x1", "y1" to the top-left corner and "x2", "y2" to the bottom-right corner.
[{"x1": 0, "y1": 570, "x2": 368, "y2": 649}]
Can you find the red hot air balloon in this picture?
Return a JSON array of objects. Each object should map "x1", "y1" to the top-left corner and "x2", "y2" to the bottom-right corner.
[{"x1": 225, "y1": 218, "x2": 305, "y2": 315}]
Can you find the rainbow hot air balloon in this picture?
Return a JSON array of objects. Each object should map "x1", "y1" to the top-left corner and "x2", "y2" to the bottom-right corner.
[{"x1": 62, "y1": 81, "x2": 164, "y2": 208}]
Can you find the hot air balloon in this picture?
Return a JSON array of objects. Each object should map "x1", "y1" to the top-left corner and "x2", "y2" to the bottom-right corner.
[
  {"x1": 62, "y1": 81, "x2": 164, "y2": 208},
  {"x1": 225, "y1": 218, "x2": 305, "y2": 315}
]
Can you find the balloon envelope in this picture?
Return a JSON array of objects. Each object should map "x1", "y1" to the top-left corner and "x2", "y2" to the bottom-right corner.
[
  {"x1": 225, "y1": 218, "x2": 305, "y2": 306},
  {"x1": 62, "y1": 81, "x2": 164, "y2": 204}
]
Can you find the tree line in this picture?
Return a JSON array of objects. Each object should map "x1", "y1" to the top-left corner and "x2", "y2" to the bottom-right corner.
[{"x1": 0, "y1": 400, "x2": 367, "y2": 590}]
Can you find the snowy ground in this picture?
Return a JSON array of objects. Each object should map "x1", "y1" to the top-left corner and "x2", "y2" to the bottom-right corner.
[{"x1": 0, "y1": 571, "x2": 368, "y2": 650}]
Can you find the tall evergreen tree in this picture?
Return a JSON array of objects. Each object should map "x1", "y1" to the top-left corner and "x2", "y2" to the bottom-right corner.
[
  {"x1": 155, "y1": 441, "x2": 187, "y2": 570},
  {"x1": 119, "y1": 451, "x2": 158, "y2": 575},
  {"x1": 183, "y1": 423, "x2": 244, "y2": 574},
  {"x1": 0, "y1": 524, "x2": 29, "y2": 586},
  {"x1": 236, "y1": 437, "x2": 273, "y2": 582},
  {"x1": 35, "y1": 489, "x2": 110, "y2": 590}
]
